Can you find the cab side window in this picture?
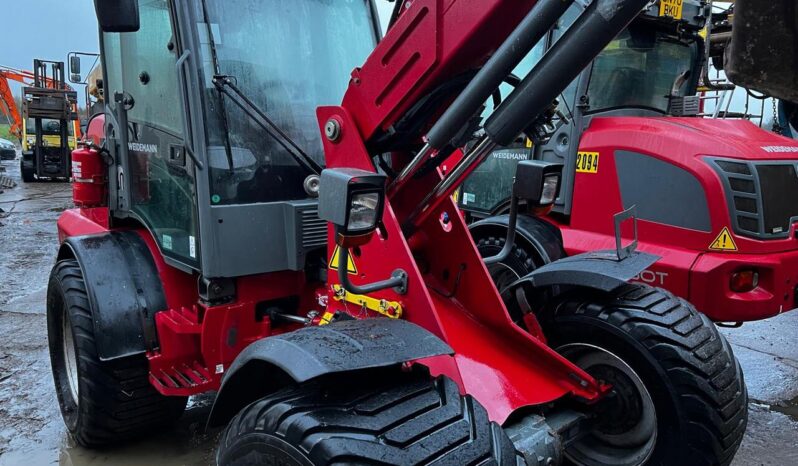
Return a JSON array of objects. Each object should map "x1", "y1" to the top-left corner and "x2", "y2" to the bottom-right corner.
[{"x1": 102, "y1": 0, "x2": 199, "y2": 266}]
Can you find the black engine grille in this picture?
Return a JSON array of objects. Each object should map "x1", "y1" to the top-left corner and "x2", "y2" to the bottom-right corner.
[
  {"x1": 758, "y1": 164, "x2": 798, "y2": 235},
  {"x1": 711, "y1": 158, "x2": 798, "y2": 239}
]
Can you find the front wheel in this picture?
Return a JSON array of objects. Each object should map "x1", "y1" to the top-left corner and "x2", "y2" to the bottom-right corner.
[
  {"x1": 20, "y1": 158, "x2": 35, "y2": 182},
  {"x1": 217, "y1": 370, "x2": 518, "y2": 465},
  {"x1": 541, "y1": 284, "x2": 747, "y2": 466}
]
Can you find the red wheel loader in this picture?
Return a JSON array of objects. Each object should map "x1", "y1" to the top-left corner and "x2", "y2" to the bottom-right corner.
[
  {"x1": 48, "y1": 0, "x2": 754, "y2": 464},
  {"x1": 462, "y1": 0, "x2": 798, "y2": 324}
]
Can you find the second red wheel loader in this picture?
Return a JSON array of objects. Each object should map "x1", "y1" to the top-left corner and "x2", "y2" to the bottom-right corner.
[{"x1": 46, "y1": 0, "x2": 758, "y2": 464}]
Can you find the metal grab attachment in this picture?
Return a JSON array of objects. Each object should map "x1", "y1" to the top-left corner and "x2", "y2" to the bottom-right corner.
[
  {"x1": 337, "y1": 246, "x2": 408, "y2": 295},
  {"x1": 613, "y1": 205, "x2": 639, "y2": 261}
]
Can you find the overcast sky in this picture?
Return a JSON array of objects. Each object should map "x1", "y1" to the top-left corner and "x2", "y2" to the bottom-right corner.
[{"x1": 0, "y1": 0, "x2": 394, "y2": 106}]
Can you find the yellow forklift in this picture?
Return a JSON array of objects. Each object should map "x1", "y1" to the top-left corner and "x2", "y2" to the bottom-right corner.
[{"x1": 20, "y1": 60, "x2": 79, "y2": 182}]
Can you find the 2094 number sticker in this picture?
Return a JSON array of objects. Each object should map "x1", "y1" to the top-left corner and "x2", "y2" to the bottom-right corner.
[{"x1": 576, "y1": 151, "x2": 600, "y2": 174}]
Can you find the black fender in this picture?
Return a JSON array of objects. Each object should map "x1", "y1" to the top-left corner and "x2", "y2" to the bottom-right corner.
[
  {"x1": 469, "y1": 214, "x2": 565, "y2": 265},
  {"x1": 505, "y1": 250, "x2": 660, "y2": 294},
  {"x1": 56, "y1": 231, "x2": 166, "y2": 361},
  {"x1": 207, "y1": 319, "x2": 453, "y2": 427}
]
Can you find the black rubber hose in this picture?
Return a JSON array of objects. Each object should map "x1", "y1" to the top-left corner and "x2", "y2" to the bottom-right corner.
[
  {"x1": 486, "y1": 0, "x2": 651, "y2": 146},
  {"x1": 425, "y1": 0, "x2": 575, "y2": 150}
]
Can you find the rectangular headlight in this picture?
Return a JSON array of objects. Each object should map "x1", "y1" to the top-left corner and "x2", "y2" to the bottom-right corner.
[
  {"x1": 540, "y1": 174, "x2": 560, "y2": 205},
  {"x1": 348, "y1": 192, "x2": 380, "y2": 232}
]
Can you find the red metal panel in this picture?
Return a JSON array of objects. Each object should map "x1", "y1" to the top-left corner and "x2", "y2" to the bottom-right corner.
[
  {"x1": 344, "y1": 0, "x2": 538, "y2": 139},
  {"x1": 318, "y1": 106, "x2": 605, "y2": 423}
]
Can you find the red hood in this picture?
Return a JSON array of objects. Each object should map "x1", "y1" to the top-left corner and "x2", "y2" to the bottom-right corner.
[{"x1": 586, "y1": 116, "x2": 798, "y2": 163}]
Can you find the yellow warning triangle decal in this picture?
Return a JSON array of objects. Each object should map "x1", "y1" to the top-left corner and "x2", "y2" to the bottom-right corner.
[
  {"x1": 329, "y1": 246, "x2": 358, "y2": 274},
  {"x1": 709, "y1": 227, "x2": 738, "y2": 252}
]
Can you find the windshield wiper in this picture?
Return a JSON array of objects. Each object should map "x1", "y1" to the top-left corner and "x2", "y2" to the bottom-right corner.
[{"x1": 212, "y1": 75, "x2": 322, "y2": 175}]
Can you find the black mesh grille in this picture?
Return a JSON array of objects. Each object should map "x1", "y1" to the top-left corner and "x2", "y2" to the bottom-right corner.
[
  {"x1": 757, "y1": 164, "x2": 798, "y2": 234},
  {"x1": 729, "y1": 178, "x2": 756, "y2": 193},
  {"x1": 301, "y1": 209, "x2": 327, "y2": 249},
  {"x1": 717, "y1": 160, "x2": 752, "y2": 175}
]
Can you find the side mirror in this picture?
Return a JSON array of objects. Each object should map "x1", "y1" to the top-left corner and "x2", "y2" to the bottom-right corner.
[
  {"x1": 69, "y1": 56, "x2": 81, "y2": 76},
  {"x1": 513, "y1": 160, "x2": 563, "y2": 208},
  {"x1": 94, "y1": 0, "x2": 140, "y2": 33},
  {"x1": 318, "y1": 168, "x2": 387, "y2": 247},
  {"x1": 725, "y1": 0, "x2": 798, "y2": 102}
]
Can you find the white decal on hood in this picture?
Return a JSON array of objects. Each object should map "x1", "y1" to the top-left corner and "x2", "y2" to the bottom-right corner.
[{"x1": 761, "y1": 145, "x2": 798, "y2": 153}]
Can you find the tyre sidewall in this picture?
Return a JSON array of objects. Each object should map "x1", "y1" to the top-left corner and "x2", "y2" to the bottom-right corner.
[
  {"x1": 550, "y1": 315, "x2": 687, "y2": 465},
  {"x1": 47, "y1": 264, "x2": 82, "y2": 433},
  {"x1": 218, "y1": 432, "x2": 313, "y2": 466}
]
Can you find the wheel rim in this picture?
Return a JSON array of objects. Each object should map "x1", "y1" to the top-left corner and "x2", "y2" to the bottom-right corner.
[
  {"x1": 557, "y1": 343, "x2": 657, "y2": 466},
  {"x1": 62, "y1": 313, "x2": 80, "y2": 406},
  {"x1": 487, "y1": 262, "x2": 522, "y2": 292}
]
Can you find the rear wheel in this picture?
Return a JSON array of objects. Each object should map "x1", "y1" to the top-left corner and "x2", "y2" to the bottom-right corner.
[
  {"x1": 541, "y1": 284, "x2": 747, "y2": 466},
  {"x1": 476, "y1": 236, "x2": 539, "y2": 292},
  {"x1": 47, "y1": 259, "x2": 187, "y2": 447},
  {"x1": 20, "y1": 159, "x2": 35, "y2": 182},
  {"x1": 217, "y1": 370, "x2": 518, "y2": 465}
]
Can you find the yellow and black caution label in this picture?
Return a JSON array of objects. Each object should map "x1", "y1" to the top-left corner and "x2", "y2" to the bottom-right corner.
[
  {"x1": 709, "y1": 227, "x2": 738, "y2": 252},
  {"x1": 576, "y1": 152, "x2": 600, "y2": 174},
  {"x1": 659, "y1": 0, "x2": 684, "y2": 20},
  {"x1": 329, "y1": 246, "x2": 358, "y2": 274}
]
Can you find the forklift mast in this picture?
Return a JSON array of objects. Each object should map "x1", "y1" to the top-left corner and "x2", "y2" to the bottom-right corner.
[{"x1": 21, "y1": 59, "x2": 78, "y2": 180}]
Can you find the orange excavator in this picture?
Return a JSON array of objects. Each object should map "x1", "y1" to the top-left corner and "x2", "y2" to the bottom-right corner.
[{"x1": 0, "y1": 64, "x2": 72, "y2": 141}]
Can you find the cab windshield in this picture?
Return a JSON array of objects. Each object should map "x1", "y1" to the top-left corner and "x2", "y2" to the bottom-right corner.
[
  {"x1": 587, "y1": 29, "x2": 696, "y2": 114},
  {"x1": 196, "y1": 0, "x2": 377, "y2": 206}
]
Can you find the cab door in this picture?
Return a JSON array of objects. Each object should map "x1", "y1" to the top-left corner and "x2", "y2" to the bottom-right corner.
[{"x1": 102, "y1": 0, "x2": 200, "y2": 269}]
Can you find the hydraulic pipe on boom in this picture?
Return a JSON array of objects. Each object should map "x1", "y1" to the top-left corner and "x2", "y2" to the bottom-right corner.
[
  {"x1": 389, "y1": 0, "x2": 575, "y2": 191},
  {"x1": 405, "y1": 0, "x2": 651, "y2": 230}
]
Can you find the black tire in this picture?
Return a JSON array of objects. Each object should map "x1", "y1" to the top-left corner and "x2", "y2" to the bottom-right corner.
[
  {"x1": 217, "y1": 370, "x2": 519, "y2": 465},
  {"x1": 476, "y1": 236, "x2": 539, "y2": 292},
  {"x1": 541, "y1": 284, "x2": 747, "y2": 466},
  {"x1": 47, "y1": 259, "x2": 187, "y2": 447},
  {"x1": 20, "y1": 159, "x2": 35, "y2": 182}
]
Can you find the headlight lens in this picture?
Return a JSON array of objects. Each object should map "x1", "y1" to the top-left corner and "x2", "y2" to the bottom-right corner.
[
  {"x1": 540, "y1": 174, "x2": 560, "y2": 205},
  {"x1": 348, "y1": 192, "x2": 380, "y2": 232}
]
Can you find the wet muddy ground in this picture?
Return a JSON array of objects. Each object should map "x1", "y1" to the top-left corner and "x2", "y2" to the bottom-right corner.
[{"x1": 1, "y1": 153, "x2": 797, "y2": 465}]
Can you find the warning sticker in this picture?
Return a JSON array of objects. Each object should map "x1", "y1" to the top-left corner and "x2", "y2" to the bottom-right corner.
[
  {"x1": 576, "y1": 152, "x2": 600, "y2": 174},
  {"x1": 329, "y1": 246, "x2": 358, "y2": 274},
  {"x1": 659, "y1": 0, "x2": 684, "y2": 20},
  {"x1": 709, "y1": 227, "x2": 738, "y2": 252}
]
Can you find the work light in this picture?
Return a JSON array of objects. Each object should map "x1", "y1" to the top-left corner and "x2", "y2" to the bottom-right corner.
[
  {"x1": 319, "y1": 168, "x2": 387, "y2": 246},
  {"x1": 513, "y1": 160, "x2": 562, "y2": 208}
]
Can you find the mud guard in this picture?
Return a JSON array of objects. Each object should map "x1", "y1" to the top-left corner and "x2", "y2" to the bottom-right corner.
[
  {"x1": 469, "y1": 214, "x2": 566, "y2": 264},
  {"x1": 508, "y1": 250, "x2": 659, "y2": 293},
  {"x1": 57, "y1": 231, "x2": 166, "y2": 361},
  {"x1": 207, "y1": 319, "x2": 453, "y2": 427}
]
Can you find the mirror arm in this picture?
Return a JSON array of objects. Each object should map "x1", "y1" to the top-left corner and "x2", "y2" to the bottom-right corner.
[
  {"x1": 338, "y1": 247, "x2": 408, "y2": 295},
  {"x1": 484, "y1": 193, "x2": 520, "y2": 266}
]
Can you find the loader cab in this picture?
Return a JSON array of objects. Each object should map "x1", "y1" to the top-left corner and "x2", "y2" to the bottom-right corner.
[
  {"x1": 460, "y1": 0, "x2": 706, "y2": 216},
  {"x1": 97, "y1": 0, "x2": 379, "y2": 276}
]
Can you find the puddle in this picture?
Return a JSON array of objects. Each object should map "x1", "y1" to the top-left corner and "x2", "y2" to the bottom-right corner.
[
  {"x1": 770, "y1": 395, "x2": 798, "y2": 422},
  {"x1": 0, "y1": 395, "x2": 219, "y2": 466}
]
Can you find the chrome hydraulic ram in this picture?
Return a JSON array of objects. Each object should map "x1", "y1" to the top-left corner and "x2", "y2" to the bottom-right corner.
[
  {"x1": 406, "y1": 0, "x2": 651, "y2": 230},
  {"x1": 389, "y1": 0, "x2": 575, "y2": 192}
]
